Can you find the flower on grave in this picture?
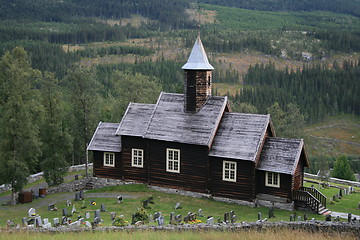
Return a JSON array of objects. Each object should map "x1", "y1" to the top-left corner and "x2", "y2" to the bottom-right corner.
[{"x1": 91, "y1": 201, "x2": 97, "y2": 206}]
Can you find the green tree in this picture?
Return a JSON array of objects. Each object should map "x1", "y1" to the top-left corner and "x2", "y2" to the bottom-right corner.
[
  {"x1": 0, "y1": 47, "x2": 42, "y2": 204},
  {"x1": 331, "y1": 155, "x2": 356, "y2": 181},
  {"x1": 230, "y1": 101, "x2": 259, "y2": 114},
  {"x1": 40, "y1": 72, "x2": 72, "y2": 186}
]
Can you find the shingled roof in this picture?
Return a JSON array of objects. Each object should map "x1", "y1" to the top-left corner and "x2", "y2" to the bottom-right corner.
[
  {"x1": 116, "y1": 103, "x2": 155, "y2": 137},
  {"x1": 143, "y1": 92, "x2": 227, "y2": 147},
  {"x1": 87, "y1": 122, "x2": 121, "y2": 152},
  {"x1": 257, "y1": 137, "x2": 307, "y2": 175},
  {"x1": 209, "y1": 113, "x2": 270, "y2": 161}
]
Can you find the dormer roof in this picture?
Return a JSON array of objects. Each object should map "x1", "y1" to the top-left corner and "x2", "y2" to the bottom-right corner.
[{"x1": 182, "y1": 35, "x2": 214, "y2": 70}]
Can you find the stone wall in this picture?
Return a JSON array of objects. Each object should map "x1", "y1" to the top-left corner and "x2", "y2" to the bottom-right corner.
[{"x1": 304, "y1": 173, "x2": 360, "y2": 187}]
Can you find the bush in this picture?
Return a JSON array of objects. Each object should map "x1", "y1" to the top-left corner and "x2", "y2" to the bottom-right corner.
[
  {"x1": 133, "y1": 207, "x2": 149, "y2": 223},
  {"x1": 113, "y1": 216, "x2": 129, "y2": 227}
]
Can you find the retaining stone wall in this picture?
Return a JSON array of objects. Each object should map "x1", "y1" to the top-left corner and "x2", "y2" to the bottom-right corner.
[{"x1": 304, "y1": 173, "x2": 360, "y2": 187}]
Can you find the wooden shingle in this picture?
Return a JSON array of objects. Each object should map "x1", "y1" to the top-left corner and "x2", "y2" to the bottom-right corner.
[{"x1": 87, "y1": 122, "x2": 121, "y2": 152}]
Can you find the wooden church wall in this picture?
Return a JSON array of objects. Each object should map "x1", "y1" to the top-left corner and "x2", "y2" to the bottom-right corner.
[{"x1": 93, "y1": 151, "x2": 122, "y2": 179}]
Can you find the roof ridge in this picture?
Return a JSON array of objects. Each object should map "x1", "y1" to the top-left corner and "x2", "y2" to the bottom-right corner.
[{"x1": 143, "y1": 92, "x2": 164, "y2": 138}]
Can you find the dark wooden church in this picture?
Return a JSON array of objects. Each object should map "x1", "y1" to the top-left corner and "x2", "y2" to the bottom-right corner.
[{"x1": 88, "y1": 36, "x2": 328, "y2": 213}]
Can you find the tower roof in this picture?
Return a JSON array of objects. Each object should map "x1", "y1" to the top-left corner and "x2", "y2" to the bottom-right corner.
[{"x1": 182, "y1": 35, "x2": 214, "y2": 70}]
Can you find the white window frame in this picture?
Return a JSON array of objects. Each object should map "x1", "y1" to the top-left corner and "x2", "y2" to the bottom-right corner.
[
  {"x1": 265, "y1": 172, "x2": 280, "y2": 188},
  {"x1": 166, "y1": 148, "x2": 180, "y2": 173},
  {"x1": 103, "y1": 152, "x2": 115, "y2": 167},
  {"x1": 131, "y1": 149, "x2": 144, "y2": 168},
  {"x1": 222, "y1": 161, "x2": 237, "y2": 182}
]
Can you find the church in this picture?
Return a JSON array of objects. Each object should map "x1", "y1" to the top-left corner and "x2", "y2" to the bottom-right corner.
[{"x1": 88, "y1": 36, "x2": 326, "y2": 213}]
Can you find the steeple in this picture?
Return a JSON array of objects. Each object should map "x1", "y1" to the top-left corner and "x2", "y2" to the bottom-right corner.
[{"x1": 182, "y1": 35, "x2": 214, "y2": 113}]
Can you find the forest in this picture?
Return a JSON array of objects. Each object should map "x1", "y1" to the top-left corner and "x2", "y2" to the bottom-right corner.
[{"x1": 0, "y1": 0, "x2": 359, "y2": 190}]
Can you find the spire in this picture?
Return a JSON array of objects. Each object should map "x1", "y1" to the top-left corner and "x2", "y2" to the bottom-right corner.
[{"x1": 182, "y1": 35, "x2": 214, "y2": 70}]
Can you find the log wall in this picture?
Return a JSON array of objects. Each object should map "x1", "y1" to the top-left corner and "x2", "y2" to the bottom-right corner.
[
  {"x1": 93, "y1": 151, "x2": 122, "y2": 179},
  {"x1": 256, "y1": 170, "x2": 292, "y2": 200}
]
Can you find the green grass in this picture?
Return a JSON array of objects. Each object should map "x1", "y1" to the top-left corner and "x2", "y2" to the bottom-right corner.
[{"x1": 0, "y1": 184, "x2": 320, "y2": 227}]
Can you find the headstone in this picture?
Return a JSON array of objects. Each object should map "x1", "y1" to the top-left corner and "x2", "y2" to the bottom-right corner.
[
  {"x1": 43, "y1": 218, "x2": 49, "y2": 225},
  {"x1": 348, "y1": 186, "x2": 352, "y2": 194},
  {"x1": 72, "y1": 205, "x2": 77, "y2": 214},
  {"x1": 207, "y1": 217, "x2": 214, "y2": 225},
  {"x1": 231, "y1": 215, "x2": 237, "y2": 223},
  {"x1": 175, "y1": 202, "x2": 181, "y2": 209},
  {"x1": 35, "y1": 216, "x2": 42, "y2": 227},
  {"x1": 157, "y1": 216, "x2": 164, "y2": 226},
  {"x1": 22, "y1": 217, "x2": 28, "y2": 226},
  {"x1": 258, "y1": 212, "x2": 262, "y2": 221},
  {"x1": 304, "y1": 214, "x2": 308, "y2": 221},
  {"x1": 79, "y1": 218, "x2": 85, "y2": 224},
  {"x1": 95, "y1": 209, "x2": 101, "y2": 218},
  {"x1": 169, "y1": 212, "x2": 175, "y2": 225},
  {"x1": 335, "y1": 216, "x2": 340, "y2": 222},
  {"x1": 348, "y1": 213, "x2": 352, "y2": 223},
  {"x1": 268, "y1": 206, "x2": 274, "y2": 218},
  {"x1": 117, "y1": 196, "x2": 123, "y2": 204},
  {"x1": 198, "y1": 209, "x2": 204, "y2": 217},
  {"x1": 131, "y1": 213, "x2": 136, "y2": 225},
  {"x1": 53, "y1": 218, "x2": 59, "y2": 227},
  {"x1": 28, "y1": 208, "x2": 36, "y2": 217},
  {"x1": 175, "y1": 214, "x2": 182, "y2": 224},
  {"x1": 66, "y1": 200, "x2": 71, "y2": 206},
  {"x1": 290, "y1": 214, "x2": 294, "y2": 221},
  {"x1": 325, "y1": 215, "x2": 331, "y2": 221},
  {"x1": 297, "y1": 216, "x2": 301, "y2": 221},
  {"x1": 142, "y1": 199, "x2": 149, "y2": 209},
  {"x1": 79, "y1": 190, "x2": 84, "y2": 200},
  {"x1": 224, "y1": 212, "x2": 230, "y2": 223},
  {"x1": 48, "y1": 204, "x2": 56, "y2": 211},
  {"x1": 69, "y1": 221, "x2": 79, "y2": 227},
  {"x1": 93, "y1": 217, "x2": 101, "y2": 225},
  {"x1": 75, "y1": 175, "x2": 79, "y2": 181},
  {"x1": 358, "y1": 202, "x2": 360, "y2": 210},
  {"x1": 230, "y1": 210, "x2": 235, "y2": 218},
  {"x1": 62, "y1": 208, "x2": 68, "y2": 217},
  {"x1": 100, "y1": 204, "x2": 106, "y2": 212},
  {"x1": 75, "y1": 192, "x2": 80, "y2": 201},
  {"x1": 85, "y1": 212, "x2": 90, "y2": 219},
  {"x1": 183, "y1": 215, "x2": 189, "y2": 223},
  {"x1": 339, "y1": 189, "x2": 343, "y2": 197},
  {"x1": 154, "y1": 212, "x2": 161, "y2": 221},
  {"x1": 149, "y1": 214, "x2": 153, "y2": 222},
  {"x1": 85, "y1": 221, "x2": 92, "y2": 228},
  {"x1": 61, "y1": 216, "x2": 68, "y2": 225},
  {"x1": 111, "y1": 212, "x2": 116, "y2": 221}
]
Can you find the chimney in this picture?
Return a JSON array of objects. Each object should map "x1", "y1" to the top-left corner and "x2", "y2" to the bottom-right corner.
[{"x1": 182, "y1": 35, "x2": 214, "y2": 112}]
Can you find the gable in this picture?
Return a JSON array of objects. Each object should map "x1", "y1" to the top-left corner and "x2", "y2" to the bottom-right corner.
[
  {"x1": 143, "y1": 92, "x2": 227, "y2": 147},
  {"x1": 209, "y1": 113, "x2": 269, "y2": 161},
  {"x1": 257, "y1": 137, "x2": 305, "y2": 175},
  {"x1": 87, "y1": 122, "x2": 121, "y2": 152}
]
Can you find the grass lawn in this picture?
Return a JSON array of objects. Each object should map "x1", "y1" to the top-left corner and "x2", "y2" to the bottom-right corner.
[{"x1": 0, "y1": 184, "x2": 321, "y2": 227}]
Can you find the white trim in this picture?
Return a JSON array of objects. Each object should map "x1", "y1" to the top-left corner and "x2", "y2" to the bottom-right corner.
[
  {"x1": 222, "y1": 161, "x2": 237, "y2": 182},
  {"x1": 166, "y1": 148, "x2": 180, "y2": 173},
  {"x1": 265, "y1": 172, "x2": 280, "y2": 188},
  {"x1": 103, "y1": 152, "x2": 115, "y2": 167},
  {"x1": 131, "y1": 148, "x2": 144, "y2": 168}
]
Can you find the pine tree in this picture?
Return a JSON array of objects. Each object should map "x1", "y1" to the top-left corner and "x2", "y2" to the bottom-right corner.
[{"x1": 331, "y1": 155, "x2": 356, "y2": 181}]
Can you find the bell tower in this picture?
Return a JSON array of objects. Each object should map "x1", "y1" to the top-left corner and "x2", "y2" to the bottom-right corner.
[{"x1": 182, "y1": 35, "x2": 214, "y2": 113}]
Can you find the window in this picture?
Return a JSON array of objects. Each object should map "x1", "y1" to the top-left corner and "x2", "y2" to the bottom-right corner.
[
  {"x1": 166, "y1": 148, "x2": 180, "y2": 173},
  {"x1": 104, "y1": 152, "x2": 115, "y2": 167},
  {"x1": 223, "y1": 161, "x2": 237, "y2": 182},
  {"x1": 132, "y1": 149, "x2": 144, "y2": 168},
  {"x1": 265, "y1": 172, "x2": 280, "y2": 188}
]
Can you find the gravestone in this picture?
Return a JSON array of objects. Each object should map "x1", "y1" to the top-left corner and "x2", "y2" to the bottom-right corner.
[
  {"x1": 175, "y1": 214, "x2": 182, "y2": 224},
  {"x1": 62, "y1": 208, "x2": 68, "y2": 217},
  {"x1": 100, "y1": 204, "x2": 106, "y2": 212},
  {"x1": 75, "y1": 192, "x2": 80, "y2": 201},
  {"x1": 154, "y1": 212, "x2": 161, "y2": 221},
  {"x1": 269, "y1": 206, "x2": 274, "y2": 218},
  {"x1": 198, "y1": 209, "x2": 204, "y2": 217},
  {"x1": 43, "y1": 218, "x2": 49, "y2": 225},
  {"x1": 22, "y1": 217, "x2": 28, "y2": 226},
  {"x1": 230, "y1": 210, "x2": 235, "y2": 218},
  {"x1": 325, "y1": 215, "x2": 331, "y2": 221},
  {"x1": 75, "y1": 175, "x2": 79, "y2": 181},
  {"x1": 183, "y1": 215, "x2": 189, "y2": 223},
  {"x1": 28, "y1": 208, "x2": 36, "y2": 218},
  {"x1": 224, "y1": 212, "x2": 230, "y2": 223},
  {"x1": 69, "y1": 221, "x2": 79, "y2": 227},
  {"x1": 94, "y1": 209, "x2": 101, "y2": 219},
  {"x1": 157, "y1": 216, "x2": 164, "y2": 226},
  {"x1": 175, "y1": 202, "x2": 182, "y2": 210},
  {"x1": 79, "y1": 190, "x2": 84, "y2": 200},
  {"x1": 93, "y1": 217, "x2": 101, "y2": 225},
  {"x1": 117, "y1": 196, "x2": 123, "y2": 204},
  {"x1": 35, "y1": 216, "x2": 42, "y2": 227},
  {"x1": 358, "y1": 202, "x2": 360, "y2": 210},
  {"x1": 110, "y1": 212, "x2": 116, "y2": 221},
  {"x1": 61, "y1": 216, "x2": 68, "y2": 225},
  {"x1": 262, "y1": 218, "x2": 268, "y2": 222},
  {"x1": 85, "y1": 212, "x2": 90, "y2": 219},
  {"x1": 335, "y1": 216, "x2": 340, "y2": 222},
  {"x1": 297, "y1": 216, "x2": 301, "y2": 221},
  {"x1": 231, "y1": 214, "x2": 237, "y2": 223},
  {"x1": 85, "y1": 221, "x2": 91, "y2": 228},
  {"x1": 258, "y1": 212, "x2": 262, "y2": 221},
  {"x1": 71, "y1": 205, "x2": 77, "y2": 214},
  {"x1": 290, "y1": 214, "x2": 294, "y2": 221},
  {"x1": 79, "y1": 218, "x2": 85, "y2": 224},
  {"x1": 53, "y1": 218, "x2": 59, "y2": 227},
  {"x1": 207, "y1": 217, "x2": 214, "y2": 225},
  {"x1": 48, "y1": 204, "x2": 56, "y2": 211},
  {"x1": 66, "y1": 200, "x2": 71, "y2": 206},
  {"x1": 131, "y1": 213, "x2": 136, "y2": 225},
  {"x1": 339, "y1": 189, "x2": 343, "y2": 197},
  {"x1": 169, "y1": 212, "x2": 175, "y2": 225},
  {"x1": 348, "y1": 186, "x2": 352, "y2": 194},
  {"x1": 142, "y1": 199, "x2": 150, "y2": 209},
  {"x1": 304, "y1": 214, "x2": 308, "y2": 221},
  {"x1": 348, "y1": 213, "x2": 352, "y2": 222},
  {"x1": 149, "y1": 214, "x2": 153, "y2": 222}
]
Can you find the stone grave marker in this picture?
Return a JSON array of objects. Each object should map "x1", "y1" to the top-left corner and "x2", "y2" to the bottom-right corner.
[
  {"x1": 142, "y1": 199, "x2": 150, "y2": 209},
  {"x1": 75, "y1": 175, "x2": 79, "y2": 181},
  {"x1": 43, "y1": 218, "x2": 49, "y2": 225},
  {"x1": 75, "y1": 192, "x2": 80, "y2": 201},
  {"x1": 169, "y1": 212, "x2": 175, "y2": 225},
  {"x1": 183, "y1": 215, "x2": 189, "y2": 223},
  {"x1": 224, "y1": 212, "x2": 230, "y2": 223},
  {"x1": 154, "y1": 212, "x2": 161, "y2": 221},
  {"x1": 304, "y1": 214, "x2": 308, "y2": 221},
  {"x1": 157, "y1": 216, "x2": 164, "y2": 226},
  {"x1": 28, "y1": 208, "x2": 36, "y2": 218},
  {"x1": 262, "y1": 218, "x2": 268, "y2": 222},
  {"x1": 335, "y1": 216, "x2": 340, "y2": 222},
  {"x1": 325, "y1": 215, "x2": 331, "y2": 221},
  {"x1": 48, "y1": 204, "x2": 56, "y2": 211},
  {"x1": 175, "y1": 214, "x2": 182, "y2": 224},
  {"x1": 198, "y1": 209, "x2": 204, "y2": 217},
  {"x1": 149, "y1": 214, "x2": 153, "y2": 222},
  {"x1": 62, "y1": 208, "x2": 68, "y2": 217},
  {"x1": 79, "y1": 190, "x2": 84, "y2": 200},
  {"x1": 339, "y1": 189, "x2": 343, "y2": 197},
  {"x1": 93, "y1": 217, "x2": 101, "y2": 225},
  {"x1": 35, "y1": 216, "x2": 42, "y2": 227},
  {"x1": 348, "y1": 213, "x2": 352, "y2": 222},
  {"x1": 85, "y1": 212, "x2": 90, "y2": 219},
  {"x1": 258, "y1": 212, "x2": 262, "y2": 221},
  {"x1": 66, "y1": 200, "x2": 71, "y2": 206},
  {"x1": 131, "y1": 213, "x2": 136, "y2": 225},
  {"x1": 69, "y1": 221, "x2": 79, "y2": 227},
  {"x1": 100, "y1": 204, "x2": 106, "y2": 212},
  {"x1": 207, "y1": 217, "x2": 214, "y2": 225},
  {"x1": 290, "y1": 214, "x2": 294, "y2": 221},
  {"x1": 71, "y1": 205, "x2": 77, "y2": 214},
  {"x1": 175, "y1": 202, "x2": 182, "y2": 209},
  {"x1": 53, "y1": 218, "x2": 59, "y2": 227},
  {"x1": 85, "y1": 221, "x2": 91, "y2": 228},
  {"x1": 110, "y1": 212, "x2": 116, "y2": 221},
  {"x1": 297, "y1": 216, "x2": 301, "y2": 221},
  {"x1": 230, "y1": 210, "x2": 235, "y2": 218},
  {"x1": 95, "y1": 209, "x2": 101, "y2": 219},
  {"x1": 22, "y1": 217, "x2": 28, "y2": 226},
  {"x1": 268, "y1": 206, "x2": 274, "y2": 218},
  {"x1": 79, "y1": 218, "x2": 85, "y2": 224},
  {"x1": 117, "y1": 196, "x2": 123, "y2": 204},
  {"x1": 61, "y1": 216, "x2": 68, "y2": 225},
  {"x1": 231, "y1": 214, "x2": 237, "y2": 224}
]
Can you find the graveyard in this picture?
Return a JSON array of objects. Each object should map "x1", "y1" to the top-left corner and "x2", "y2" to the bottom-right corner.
[{"x1": 1, "y1": 181, "x2": 359, "y2": 230}]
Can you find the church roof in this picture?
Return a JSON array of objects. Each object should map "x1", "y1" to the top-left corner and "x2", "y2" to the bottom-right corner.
[
  {"x1": 116, "y1": 103, "x2": 155, "y2": 137},
  {"x1": 143, "y1": 92, "x2": 227, "y2": 147},
  {"x1": 257, "y1": 138, "x2": 307, "y2": 175},
  {"x1": 87, "y1": 122, "x2": 121, "y2": 152},
  {"x1": 182, "y1": 35, "x2": 214, "y2": 70},
  {"x1": 209, "y1": 113, "x2": 270, "y2": 161}
]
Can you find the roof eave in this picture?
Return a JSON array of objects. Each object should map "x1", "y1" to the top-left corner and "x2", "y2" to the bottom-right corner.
[{"x1": 87, "y1": 121, "x2": 102, "y2": 151}]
